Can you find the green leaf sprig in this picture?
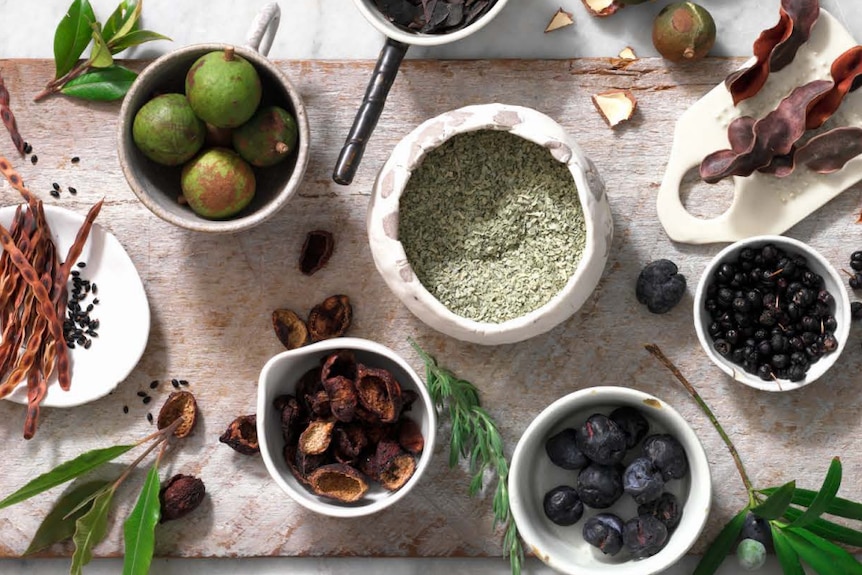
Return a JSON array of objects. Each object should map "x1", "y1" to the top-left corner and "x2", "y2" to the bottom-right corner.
[
  {"x1": 35, "y1": 0, "x2": 170, "y2": 102},
  {"x1": 0, "y1": 412, "x2": 188, "y2": 574},
  {"x1": 409, "y1": 338, "x2": 524, "y2": 575},
  {"x1": 646, "y1": 344, "x2": 862, "y2": 575}
]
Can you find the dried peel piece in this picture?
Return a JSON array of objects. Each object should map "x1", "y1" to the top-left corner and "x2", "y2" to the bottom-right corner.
[
  {"x1": 299, "y1": 230, "x2": 335, "y2": 276},
  {"x1": 581, "y1": 0, "x2": 620, "y2": 17},
  {"x1": 298, "y1": 418, "x2": 336, "y2": 455},
  {"x1": 591, "y1": 89, "x2": 637, "y2": 128},
  {"x1": 272, "y1": 308, "x2": 309, "y2": 350},
  {"x1": 545, "y1": 8, "x2": 574, "y2": 32},
  {"x1": 805, "y1": 45, "x2": 862, "y2": 130},
  {"x1": 219, "y1": 414, "x2": 259, "y2": 455},
  {"x1": 157, "y1": 391, "x2": 198, "y2": 438},
  {"x1": 307, "y1": 295, "x2": 352, "y2": 342},
  {"x1": 780, "y1": 127, "x2": 862, "y2": 177},
  {"x1": 356, "y1": 364, "x2": 403, "y2": 423},
  {"x1": 611, "y1": 46, "x2": 638, "y2": 68},
  {"x1": 308, "y1": 463, "x2": 369, "y2": 503}
]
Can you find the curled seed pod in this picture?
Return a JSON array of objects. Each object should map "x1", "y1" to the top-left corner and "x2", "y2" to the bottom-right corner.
[
  {"x1": 307, "y1": 295, "x2": 352, "y2": 342},
  {"x1": 652, "y1": 2, "x2": 716, "y2": 62},
  {"x1": 272, "y1": 308, "x2": 309, "y2": 350},
  {"x1": 160, "y1": 474, "x2": 205, "y2": 522},
  {"x1": 805, "y1": 46, "x2": 862, "y2": 130},
  {"x1": 157, "y1": 391, "x2": 198, "y2": 438},
  {"x1": 219, "y1": 414, "x2": 259, "y2": 455}
]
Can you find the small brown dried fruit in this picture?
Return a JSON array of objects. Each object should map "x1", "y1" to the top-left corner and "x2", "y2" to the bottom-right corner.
[
  {"x1": 308, "y1": 463, "x2": 369, "y2": 503},
  {"x1": 157, "y1": 391, "x2": 198, "y2": 438},
  {"x1": 296, "y1": 366, "x2": 324, "y2": 413},
  {"x1": 275, "y1": 394, "x2": 306, "y2": 445},
  {"x1": 374, "y1": 439, "x2": 417, "y2": 491},
  {"x1": 322, "y1": 376, "x2": 358, "y2": 422},
  {"x1": 299, "y1": 418, "x2": 336, "y2": 455},
  {"x1": 160, "y1": 474, "x2": 205, "y2": 522},
  {"x1": 308, "y1": 389, "x2": 332, "y2": 417},
  {"x1": 356, "y1": 364, "x2": 403, "y2": 423},
  {"x1": 219, "y1": 414, "x2": 259, "y2": 455},
  {"x1": 397, "y1": 418, "x2": 425, "y2": 455},
  {"x1": 321, "y1": 350, "x2": 357, "y2": 382},
  {"x1": 333, "y1": 423, "x2": 368, "y2": 463},
  {"x1": 591, "y1": 90, "x2": 637, "y2": 128},
  {"x1": 299, "y1": 230, "x2": 335, "y2": 275},
  {"x1": 272, "y1": 308, "x2": 309, "y2": 350},
  {"x1": 295, "y1": 445, "x2": 329, "y2": 478},
  {"x1": 582, "y1": 0, "x2": 620, "y2": 17},
  {"x1": 545, "y1": 8, "x2": 574, "y2": 32},
  {"x1": 308, "y1": 295, "x2": 352, "y2": 342}
]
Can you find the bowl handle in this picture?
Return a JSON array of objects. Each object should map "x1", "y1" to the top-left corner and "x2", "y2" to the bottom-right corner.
[{"x1": 245, "y1": 2, "x2": 281, "y2": 56}]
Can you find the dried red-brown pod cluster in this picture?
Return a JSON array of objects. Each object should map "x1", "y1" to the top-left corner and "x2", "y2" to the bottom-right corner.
[
  {"x1": 272, "y1": 295, "x2": 353, "y2": 350},
  {"x1": 276, "y1": 350, "x2": 423, "y2": 503}
]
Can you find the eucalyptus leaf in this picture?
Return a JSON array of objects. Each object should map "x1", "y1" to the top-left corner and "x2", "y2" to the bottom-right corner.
[
  {"x1": 788, "y1": 457, "x2": 842, "y2": 529},
  {"x1": 89, "y1": 25, "x2": 114, "y2": 68},
  {"x1": 783, "y1": 506, "x2": 862, "y2": 547},
  {"x1": 772, "y1": 529, "x2": 806, "y2": 575},
  {"x1": 693, "y1": 507, "x2": 749, "y2": 575},
  {"x1": 23, "y1": 480, "x2": 110, "y2": 556},
  {"x1": 53, "y1": 0, "x2": 97, "y2": 78},
  {"x1": 108, "y1": 0, "x2": 142, "y2": 44},
  {"x1": 752, "y1": 480, "x2": 795, "y2": 520},
  {"x1": 101, "y1": 1, "x2": 127, "y2": 42},
  {"x1": 784, "y1": 527, "x2": 862, "y2": 575},
  {"x1": 108, "y1": 29, "x2": 171, "y2": 54},
  {"x1": 122, "y1": 464, "x2": 161, "y2": 575},
  {"x1": 70, "y1": 487, "x2": 115, "y2": 575},
  {"x1": 0, "y1": 444, "x2": 134, "y2": 510},
  {"x1": 760, "y1": 486, "x2": 862, "y2": 520},
  {"x1": 60, "y1": 65, "x2": 138, "y2": 101}
]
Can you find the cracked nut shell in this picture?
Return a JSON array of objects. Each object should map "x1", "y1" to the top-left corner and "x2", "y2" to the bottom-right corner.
[
  {"x1": 308, "y1": 295, "x2": 352, "y2": 342},
  {"x1": 272, "y1": 308, "x2": 309, "y2": 350},
  {"x1": 157, "y1": 391, "x2": 198, "y2": 438},
  {"x1": 219, "y1": 414, "x2": 260, "y2": 455},
  {"x1": 160, "y1": 474, "x2": 205, "y2": 522},
  {"x1": 308, "y1": 463, "x2": 369, "y2": 503}
]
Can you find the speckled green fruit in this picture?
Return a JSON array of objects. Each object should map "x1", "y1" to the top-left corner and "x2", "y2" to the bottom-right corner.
[
  {"x1": 736, "y1": 538, "x2": 766, "y2": 571},
  {"x1": 185, "y1": 48, "x2": 262, "y2": 129},
  {"x1": 652, "y1": 2, "x2": 716, "y2": 62},
  {"x1": 232, "y1": 106, "x2": 298, "y2": 167},
  {"x1": 180, "y1": 148, "x2": 256, "y2": 219},
  {"x1": 132, "y1": 93, "x2": 205, "y2": 166}
]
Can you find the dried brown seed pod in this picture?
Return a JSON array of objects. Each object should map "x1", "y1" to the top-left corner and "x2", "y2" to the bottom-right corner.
[
  {"x1": 298, "y1": 418, "x2": 336, "y2": 455},
  {"x1": 275, "y1": 394, "x2": 306, "y2": 445},
  {"x1": 333, "y1": 423, "x2": 368, "y2": 463},
  {"x1": 296, "y1": 366, "x2": 324, "y2": 414},
  {"x1": 219, "y1": 414, "x2": 259, "y2": 455},
  {"x1": 321, "y1": 350, "x2": 357, "y2": 382},
  {"x1": 157, "y1": 391, "x2": 198, "y2": 438},
  {"x1": 373, "y1": 439, "x2": 417, "y2": 491},
  {"x1": 307, "y1": 389, "x2": 332, "y2": 417},
  {"x1": 160, "y1": 474, "x2": 206, "y2": 522},
  {"x1": 307, "y1": 295, "x2": 352, "y2": 342},
  {"x1": 299, "y1": 230, "x2": 335, "y2": 275},
  {"x1": 356, "y1": 364, "x2": 403, "y2": 423},
  {"x1": 307, "y1": 463, "x2": 369, "y2": 503},
  {"x1": 272, "y1": 308, "x2": 309, "y2": 350},
  {"x1": 397, "y1": 418, "x2": 425, "y2": 455},
  {"x1": 322, "y1": 375, "x2": 358, "y2": 422},
  {"x1": 294, "y1": 445, "x2": 329, "y2": 478}
]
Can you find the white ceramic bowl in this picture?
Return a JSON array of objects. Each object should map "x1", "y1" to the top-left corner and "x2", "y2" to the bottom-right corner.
[
  {"x1": 367, "y1": 103, "x2": 614, "y2": 345},
  {"x1": 257, "y1": 337, "x2": 436, "y2": 518},
  {"x1": 694, "y1": 235, "x2": 850, "y2": 392},
  {"x1": 509, "y1": 387, "x2": 711, "y2": 575}
]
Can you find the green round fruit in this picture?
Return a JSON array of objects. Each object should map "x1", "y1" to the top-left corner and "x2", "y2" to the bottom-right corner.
[
  {"x1": 232, "y1": 106, "x2": 299, "y2": 167},
  {"x1": 185, "y1": 47, "x2": 262, "y2": 129},
  {"x1": 736, "y1": 538, "x2": 766, "y2": 571},
  {"x1": 132, "y1": 93, "x2": 205, "y2": 166},
  {"x1": 652, "y1": 2, "x2": 716, "y2": 62},
  {"x1": 180, "y1": 148, "x2": 256, "y2": 219}
]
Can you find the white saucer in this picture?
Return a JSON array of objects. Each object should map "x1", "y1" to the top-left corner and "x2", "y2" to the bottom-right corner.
[{"x1": 0, "y1": 204, "x2": 150, "y2": 407}]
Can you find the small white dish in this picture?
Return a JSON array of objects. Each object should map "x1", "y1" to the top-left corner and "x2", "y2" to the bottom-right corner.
[
  {"x1": 508, "y1": 387, "x2": 711, "y2": 575},
  {"x1": 693, "y1": 235, "x2": 849, "y2": 392},
  {"x1": 0, "y1": 204, "x2": 150, "y2": 407}
]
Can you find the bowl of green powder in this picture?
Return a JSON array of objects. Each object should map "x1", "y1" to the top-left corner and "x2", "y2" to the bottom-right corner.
[{"x1": 367, "y1": 103, "x2": 613, "y2": 345}]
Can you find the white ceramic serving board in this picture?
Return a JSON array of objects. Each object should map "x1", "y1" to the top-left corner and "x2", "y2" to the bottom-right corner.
[{"x1": 657, "y1": 10, "x2": 862, "y2": 244}]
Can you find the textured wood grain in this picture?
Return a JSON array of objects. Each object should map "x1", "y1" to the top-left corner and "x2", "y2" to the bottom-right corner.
[{"x1": 0, "y1": 58, "x2": 861, "y2": 560}]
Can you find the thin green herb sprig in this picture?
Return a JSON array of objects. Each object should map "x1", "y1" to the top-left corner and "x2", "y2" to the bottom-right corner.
[
  {"x1": 409, "y1": 338, "x2": 524, "y2": 575},
  {"x1": 646, "y1": 344, "x2": 862, "y2": 575}
]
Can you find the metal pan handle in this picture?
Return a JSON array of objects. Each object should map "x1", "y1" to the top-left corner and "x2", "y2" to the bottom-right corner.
[{"x1": 332, "y1": 37, "x2": 409, "y2": 186}]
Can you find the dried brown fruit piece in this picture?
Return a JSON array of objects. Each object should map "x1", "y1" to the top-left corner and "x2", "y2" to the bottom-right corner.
[
  {"x1": 308, "y1": 463, "x2": 369, "y2": 503},
  {"x1": 307, "y1": 389, "x2": 332, "y2": 417},
  {"x1": 581, "y1": 0, "x2": 620, "y2": 17},
  {"x1": 299, "y1": 230, "x2": 335, "y2": 276},
  {"x1": 545, "y1": 8, "x2": 574, "y2": 32},
  {"x1": 333, "y1": 423, "x2": 368, "y2": 463},
  {"x1": 308, "y1": 295, "x2": 352, "y2": 342},
  {"x1": 373, "y1": 439, "x2": 417, "y2": 491},
  {"x1": 321, "y1": 350, "x2": 357, "y2": 382},
  {"x1": 160, "y1": 474, "x2": 206, "y2": 522},
  {"x1": 299, "y1": 418, "x2": 336, "y2": 455},
  {"x1": 296, "y1": 366, "x2": 324, "y2": 413},
  {"x1": 592, "y1": 89, "x2": 637, "y2": 128},
  {"x1": 157, "y1": 390, "x2": 198, "y2": 438},
  {"x1": 219, "y1": 414, "x2": 260, "y2": 455},
  {"x1": 323, "y1": 376, "x2": 358, "y2": 422},
  {"x1": 272, "y1": 308, "x2": 309, "y2": 350},
  {"x1": 397, "y1": 418, "x2": 425, "y2": 455},
  {"x1": 356, "y1": 364, "x2": 403, "y2": 423},
  {"x1": 274, "y1": 394, "x2": 306, "y2": 445}
]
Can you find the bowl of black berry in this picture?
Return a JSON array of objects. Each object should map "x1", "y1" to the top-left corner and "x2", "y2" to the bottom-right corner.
[
  {"x1": 694, "y1": 235, "x2": 850, "y2": 392},
  {"x1": 508, "y1": 387, "x2": 711, "y2": 575}
]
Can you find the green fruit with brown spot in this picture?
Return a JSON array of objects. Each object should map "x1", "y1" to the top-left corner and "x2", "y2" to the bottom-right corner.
[
  {"x1": 232, "y1": 106, "x2": 299, "y2": 167},
  {"x1": 652, "y1": 2, "x2": 716, "y2": 62},
  {"x1": 132, "y1": 93, "x2": 205, "y2": 166},
  {"x1": 180, "y1": 148, "x2": 256, "y2": 219},
  {"x1": 185, "y1": 47, "x2": 262, "y2": 129}
]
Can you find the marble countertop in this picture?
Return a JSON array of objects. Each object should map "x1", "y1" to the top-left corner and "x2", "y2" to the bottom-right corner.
[{"x1": 1, "y1": 1, "x2": 860, "y2": 574}]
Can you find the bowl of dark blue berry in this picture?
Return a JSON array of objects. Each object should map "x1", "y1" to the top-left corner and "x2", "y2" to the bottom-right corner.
[
  {"x1": 694, "y1": 235, "x2": 850, "y2": 392},
  {"x1": 508, "y1": 386, "x2": 711, "y2": 575}
]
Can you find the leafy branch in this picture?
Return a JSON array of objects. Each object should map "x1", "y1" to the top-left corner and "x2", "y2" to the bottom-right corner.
[
  {"x1": 645, "y1": 343, "x2": 862, "y2": 575},
  {"x1": 35, "y1": 0, "x2": 170, "y2": 102}
]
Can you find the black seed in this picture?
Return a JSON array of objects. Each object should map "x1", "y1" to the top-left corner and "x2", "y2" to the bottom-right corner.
[
  {"x1": 179, "y1": 379, "x2": 189, "y2": 386},
  {"x1": 52, "y1": 182, "x2": 60, "y2": 191},
  {"x1": 93, "y1": 298, "x2": 99, "y2": 305},
  {"x1": 71, "y1": 270, "x2": 80, "y2": 277},
  {"x1": 149, "y1": 380, "x2": 159, "y2": 389},
  {"x1": 92, "y1": 283, "x2": 98, "y2": 294},
  {"x1": 147, "y1": 413, "x2": 153, "y2": 423},
  {"x1": 77, "y1": 261, "x2": 86, "y2": 268},
  {"x1": 143, "y1": 396, "x2": 152, "y2": 404},
  {"x1": 50, "y1": 190, "x2": 60, "y2": 198},
  {"x1": 23, "y1": 142, "x2": 32, "y2": 154},
  {"x1": 66, "y1": 342, "x2": 75, "y2": 349},
  {"x1": 136, "y1": 390, "x2": 147, "y2": 397},
  {"x1": 68, "y1": 186, "x2": 77, "y2": 195},
  {"x1": 30, "y1": 155, "x2": 38, "y2": 165},
  {"x1": 172, "y1": 380, "x2": 180, "y2": 388},
  {"x1": 83, "y1": 339, "x2": 92, "y2": 349},
  {"x1": 71, "y1": 156, "x2": 80, "y2": 163},
  {"x1": 123, "y1": 405, "x2": 129, "y2": 414}
]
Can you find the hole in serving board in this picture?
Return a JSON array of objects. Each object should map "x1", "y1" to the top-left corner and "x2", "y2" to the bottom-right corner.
[{"x1": 679, "y1": 166, "x2": 734, "y2": 219}]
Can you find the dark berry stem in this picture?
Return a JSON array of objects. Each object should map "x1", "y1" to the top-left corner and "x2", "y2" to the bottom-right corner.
[{"x1": 644, "y1": 344, "x2": 757, "y2": 503}]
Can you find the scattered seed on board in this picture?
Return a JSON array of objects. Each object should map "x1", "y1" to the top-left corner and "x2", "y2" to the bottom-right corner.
[
  {"x1": 71, "y1": 156, "x2": 80, "y2": 164},
  {"x1": 179, "y1": 379, "x2": 189, "y2": 386},
  {"x1": 68, "y1": 186, "x2": 77, "y2": 195},
  {"x1": 123, "y1": 405, "x2": 129, "y2": 414},
  {"x1": 149, "y1": 380, "x2": 159, "y2": 389},
  {"x1": 136, "y1": 390, "x2": 147, "y2": 398},
  {"x1": 147, "y1": 413, "x2": 153, "y2": 424},
  {"x1": 23, "y1": 142, "x2": 32, "y2": 154},
  {"x1": 52, "y1": 182, "x2": 60, "y2": 191},
  {"x1": 77, "y1": 261, "x2": 86, "y2": 268},
  {"x1": 30, "y1": 155, "x2": 37, "y2": 165},
  {"x1": 49, "y1": 190, "x2": 60, "y2": 199},
  {"x1": 143, "y1": 396, "x2": 152, "y2": 404}
]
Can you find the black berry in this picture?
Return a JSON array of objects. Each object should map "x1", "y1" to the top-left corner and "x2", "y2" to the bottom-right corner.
[
  {"x1": 545, "y1": 428, "x2": 589, "y2": 470},
  {"x1": 623, "y1": 514, "x2": 669, "y2": 558},
  {"x1": 582, "y1": 513, "x2": 624, "y2": 556},
  {"x1": 609, "y1": 406, "x2": 650, "y2": 449},
  {"x1": 642, "y1": 434, "x2": 689, "y2": 481},
  {"x1": 577, "y1": 463, "x2": 624, "y2": 509},
  {"x1": 543, "y1": 485, "x2": 584, "y2": 526},
  {"x1": 636, "y1": 259, "x2": 687, "y2": 314},
  {"x1": 638, "y1": 492, "x2": 682, "y2": 530},
  {"x1": 575, "y1": 414, "x2": 627, "y2": 465},
  {"x1": 623, "y1": 457, "x2": 665, "y2": 505}
]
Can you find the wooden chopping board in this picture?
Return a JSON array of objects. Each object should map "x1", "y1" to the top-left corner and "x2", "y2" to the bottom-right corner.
[{"x1": 0, "y1": 57, "x2": 861, "y2": 560}]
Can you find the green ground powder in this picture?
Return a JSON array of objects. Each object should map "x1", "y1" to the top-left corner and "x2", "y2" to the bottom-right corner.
[{"x1": 398, "y1": 129, "x2": 587, "y2": 324}]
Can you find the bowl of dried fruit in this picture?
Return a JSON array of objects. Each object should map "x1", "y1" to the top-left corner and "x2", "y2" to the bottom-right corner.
[
  {"x1": 256, "y1": 337, "x2": 436, "y2": 517},
  {"x1": 508, "y1": 386, "x2": 711, "y2": 575},
  {"x1": 694, "y1": 235, "x2": 850, "y2": 392},
  {"x1": 367, "y1": 103, "x2": 614, "y2": 345}
]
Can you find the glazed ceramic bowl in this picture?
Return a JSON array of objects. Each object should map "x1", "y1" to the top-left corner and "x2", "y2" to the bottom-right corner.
[
  {"x1": 509, "y1": 387, "x2": 711, "y2": 575},
  {"x1": 117, "y1": 4, "x2": 310, "y2": 233},
  {"x1": 694, "y1": 235, "x2": 850, "y2": 392},
  {"x1": 257, "y1": 338, "x2": 436, "y2": 518},
  {"x1": 367, "y1": 103, "x2": 614, "y2": 345}
]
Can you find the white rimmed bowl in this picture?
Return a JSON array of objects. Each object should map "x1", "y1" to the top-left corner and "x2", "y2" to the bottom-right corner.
[
  {"x1": 256, "y1": 337, "x2": 436, "y2": 518},
  {"x1": 694, "y1": 235, "x2": 850, "y2": 392},
  {"x1": 366, "y1": 103, "x2": 614, "y2": 345},
  {"x1": 509, "y1": 386, "x2": 711, "y2": 575}
]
